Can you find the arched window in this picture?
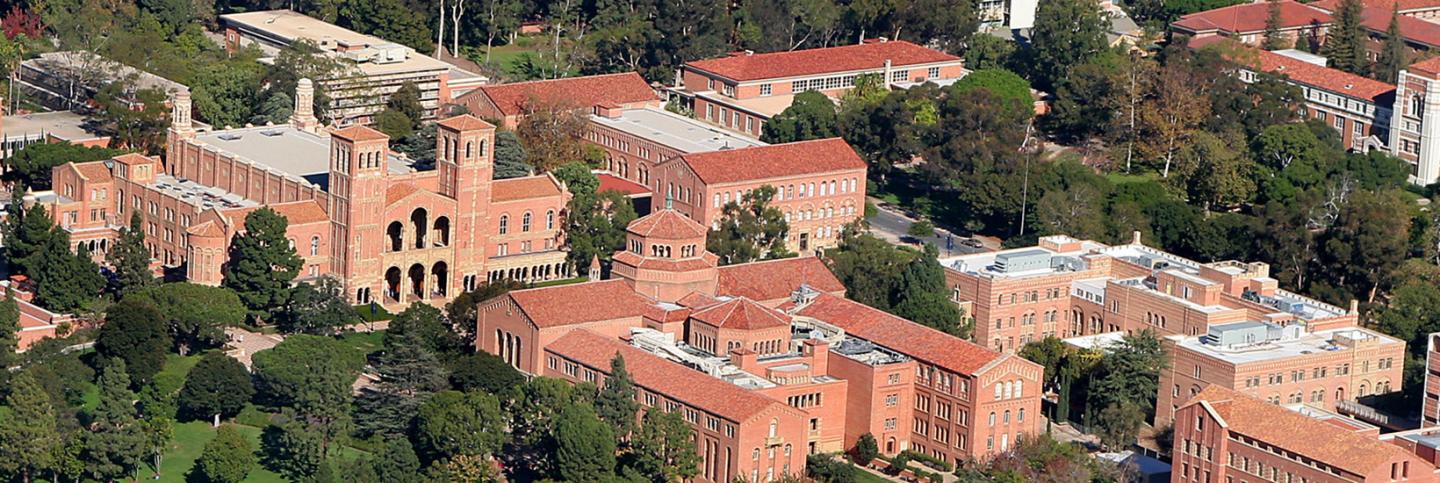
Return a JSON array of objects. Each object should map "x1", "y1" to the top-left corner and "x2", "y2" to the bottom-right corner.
[
  {"x1": 1004, "y1": 410, "x2": 1010, "y2": 424},
  {"x1": 995, "y1": 384, "x2": 1002, "y2": 400},
  {"x1": 769, "y1": 419, "x2": 778, "y2": 438},
  {"x1": 465, "y1": 141, "x2": 473, "y2": 159},
  {"x1": 1019, "y1": 408, "x2": 1025, "y2": 422},
  {"x1": 1003, "y1": 381, "x2": 1012, "y2": 400},
  {"x1": 310, "y1": 236, "x2": 320, "y2": 256},
  {"x1": 1015, "y1": 380, "x2": 1023, "y2": 398},
  {"x1": 522, "y1": 212, "x2": 531, "y2": 232},
  {"x1": 988, "y1": 412, "x2": 995, "y2": 427},
  {"x1": 546, "y1": 210, "x2": 555, "y2": 230},
  {"x1": 287, "y1": 238, "x2": 296, "y2": 250},
  {"x1": 499, "y1": 215, "x2": 509, "y2": 235},
  {"x1": 1413, "y1": 95, "x2": 1426, "y2": 118}
]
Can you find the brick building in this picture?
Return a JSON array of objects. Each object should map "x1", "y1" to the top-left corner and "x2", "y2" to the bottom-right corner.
[
  {"x1": 457, "y1": 72, "x2": 661, "y2": 129},
  {"x1": 37, "y1": 81, "x2": 571, "y2": 310},
  {"x1": 586, "y1": 104, "x2": 764, "y2": 188},
  {"x1": 650, "y1": 138, "x2": 867, "y2": 254},
  {"x1": 1422, "y1": 333, "x2": 1440, "y2": 427},
  {"x1": 476, "y1": 207, "x2": 1041, "y2": 480},
  {"x1": 943, "y1": 234, "x2": 1358, "y2": 355},
  {"x1": 1172, "y1": 385, "x2": 1432, "y2": 483},
  {"x1": 220, "y1": 10, "x2": 484, "y2": 125},
  {"x1": 1156, "y1": 322, "x2": 1406, "y2": 426},
  {"x1": 670, "y1": 39, "x2": 966, "y2": 138}
]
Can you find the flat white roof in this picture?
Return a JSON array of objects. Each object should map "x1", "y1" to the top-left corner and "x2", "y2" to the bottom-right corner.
[
  {"x1": 1173, "y1": 327, "x2": 1402, "y2": 365},
  {"x1": 590, "y1": 108, "x2": 766, "y2": 153},
  {"x1": 221, "y1": 10, "x2": 458, "y2": 77},
  {"x1": 193, "y1": 125, "x2": 413, "y2": 191},
  {"x1": 1062, "y1": 331, "x2": 1126, "y2": 351},
  {"x1": 2, "y1": 111, "x2": 101, "y2": 141}
]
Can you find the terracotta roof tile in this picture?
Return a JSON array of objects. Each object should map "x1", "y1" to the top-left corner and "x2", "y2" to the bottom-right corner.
[
  {"x1": 1360, "y1": 7, "x2": 1440, "y2": 46},
  {"x1": 612, "y1": 250, "x2": 719, "y2": 271},
  {"x1": 546, "y1": 329, "x2": 791, "y2": 422},
  {"x1": 625, "y1": 209, "x2": 708, "y2": 240},
  {"x1": 1312, "y1": 0, "x2": 1440, "y2": 12},
  {"x1": 597, "y1": 173, "x2": 651, "y2": 196},
  {"x1": 507, "y1": 279, "x2": 653, "y2": 328},
  {"x1": 386, "y1": 183, "x2": 422, "y2": 206},
  {"x1": 1412, "y1": 56, "x2": 1440, "y2": 77},
  {"x1": 714, "y1": 257, "x2": 845, "y2": 302},
  {"x1": 675, "y1": 138, "x2": 866, "y2": 185},
  {"x1": 1173, "y1": 1, "x2": 1330, "y2": 34},
  {"x1": 1203, "y1": 40, "x2": 1396, "y2": 102},
  {"x1": 474, "y1": 72, "x2": 657, "y2": 117},
  {"x1": 73, "y1": 162, "x2": 112, "y2": 182},
  {"x1": 685, "y1": 40, "x2": 960, "y2": 82},
  {"x1": 436, "y1": 114, "x2": 494, "y2": 132},
  {"x1": 185, "y1": 221, "x2": 225, "y2": 238},
  {"x1": 796, "y1": 293, "x2": 1001, "y2": 374},
  {"x1": 1181, "y1": 385, "x2": 1426, "y2": 476},
  {"x1": 676, "y1": 291, "x2": 721, "y2": 308},
  {"x1": 690, "y1": 298, "x2": 789, "y2": 330},
  {"x1": 492, "y1": 175, "x2": 564, "y2": 203},
  {"x1": 221, "y1": 200, "x2": 330, "y2": 226},
  {"x1": 331, "y1": 125, "x2": 389, "y2": 142}
]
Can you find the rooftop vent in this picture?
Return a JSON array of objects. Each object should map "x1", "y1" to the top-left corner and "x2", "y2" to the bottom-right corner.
[
  {"x1": 260, "y1": 129, "x2": 285, "y2": 137},
  {"x1": 217, "y1": 133, "x2": 243, "y2": 141}
]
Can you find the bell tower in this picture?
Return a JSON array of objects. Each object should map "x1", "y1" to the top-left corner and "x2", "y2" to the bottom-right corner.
[
  {"x1": 166, "y1": 89, "x2": 196, "y2": 162},
  {"x1": 328, "y1": 125, "x2": 391, "y2": 303},
  {"x1": 435, "y1": 115, "x2": 495, "y2": 292},
  {"x1": 290, "y1": 78, "x2": 321, "y2": 133},
  {"x1": 610, "y1": 208, "x2": 719, "y2": 302}
]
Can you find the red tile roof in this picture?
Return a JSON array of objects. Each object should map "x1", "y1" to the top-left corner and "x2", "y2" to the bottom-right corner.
[
  {"x1": 546, "y1": 329, "x2": 792, "y2": 422},
  {"x1": 676, "y1": 291, "x2": 721, "y2": 308},
  {"x1": 685, "y1": 40, "x2": 960, "y2": 82},
  {"x1": 1199, "y1": 39, "x2": 1395, "y2": 102},
  {"x1": 597, "y1": 173, "x2": 651, "y2": 197},
  {"x1": 73, "y1": 162, "x2": 112, "y2": 182},
  {"x1": 386, "y1": 182, "x2": 422, "y2": 206},
  {"x1": 612, "y1": 250, "x2": 719, "y2": 271},
  {"x1": 796, "y1": 293, "x2": 1001, "y2": 374},
  {"x1": 331, "y1": 125, "x2": 389, "y2": 142},
  {"x1": 1181, "y1": 385, "x2": 1425, "y2": 476},
  {"x1": 1360, "y1": 6, "x2": 1440, "y2": 46},
  {"x1": 475, "y1": 72, "x2": 657, "y2": 117},
  {"x1": 492, "y1": 175, "x2": 564, "y2": 203},
  {"x1": 626, "y1": 209, "x2": 708, "y2": 240},
  {"x1": 507, "y1": 279, "x2": 654, "y2": 328},
  {"x1": 436, "y1": 114, "x2": 493, "y2": 132},
  {"x1": 1312, "y1": 0, "x2": 1440, "y2": 12},
  {"x1": 1173, "y1": 1, "x2": 1331, "y2": 34},
  {"x1": 222, "y1": 200, "x2": 330, "y2": 226},
  {"x1": 1412, "y1": 55, "x2": 1440, "y2": 76},
  {"x1": 714, "y1": 257, "x2": 845, "y2": 302},
  {"x1": 675, "y1": 138, "x2": 866, "y2": 185},
  {"x1": 690, "y1": 298, "x2": 789, "y2": 330}
]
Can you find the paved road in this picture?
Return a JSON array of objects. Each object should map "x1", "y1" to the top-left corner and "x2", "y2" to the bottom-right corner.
[{"x1": 866, "y1": 198, "x2": 988, "y2": 257}]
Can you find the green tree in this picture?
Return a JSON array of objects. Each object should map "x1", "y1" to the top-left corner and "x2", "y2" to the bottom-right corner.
[
  {"x1": 1170, "y1": 130, "x2": 1255, "y2": 211},
  {"x1": 2, "y1": 142, "x2": 125, "y2": 190},
  {"x1": 448, "y1": 352, "x2": 526, "y2": 394},
  {"x1": 907, "y1": 220, "x2": 936, "y2": 239},
  {"x1": 371, "y1": 438, "x2": 422, "y2": 483},
  {"x1": 31, "y1": 230, "x2": 105, "y2": 312},
  {"x1": 255, "y1": 91, "x2": 294, "y2": 126},
  {"x1": 1322, "y1": 0, "x2": 1369, "y2": 75},
  {"x1": 555, "y1": 404, "x2": 616, "y2": 481},
  {"x1": 259, "y1": 418, "x2": 325, "y2": 480},
  {"x1": 355, "y1": 331, "x2": 450, "y2": 437},
  {"x1": 566, "y1": 187, "x2": 638, "y2": 274},
  {"x1": 375, "y1": 109, "x2": 416, "y2": 139},
  {"x1": 1377, "y1": 279, "x2": 1440, "y2": 355},
  {"x1": 1045, "y1": 56, "x2": 1120, "y2": 143},
  {"x1": 178, "y1": 352, "x2": 256, "y2": 424},
  {"x1": 962, "y1": 34, "x2": 1018, "y2": 71},
  {"x1": 107, "y1": 211, "x2": 154, "y2": 297},
  {"x1": 1096, "y1": 401, "x2": 1147, "y2": 448},
  {"x1": 760, "y1": 91, "x2": 838, "y2": 143},
  {"x1": 1088, "y1": 330, "x2": 1167, "y2": 413},
  {"x1": 0, "y1": 371, "x2": 59, "y2": 483},
  {"x1": 95, "y1": 297, "x2": 169, "y2": 388},
  {"x1": 508, "y1": 377, "x2": 577, "y2": 477},
  {"x1": 708, "y1": 185, "x2": 793, "y2": 264},
  {"x1": 279, "y1": 276, "x2": 357, "y2": 335},
  {"x1": 1319, "y1": 189, "x2": 1412, "y2": 304},
  {"x1": 222, "y1": 207, "x2": 303, "y2": 322},
  {"x1": 84, "y1": 361, "x2": 147, "y2": 482},
  {"x1": 387, "y1": 81, "x2": 425, "y2": 125},
  {"x1": 93, "y1": 85, "x2": 171, "y2": 154},
  {"x1": 825, "y1": 231, "x2": 913, "y2": 311},
  {"x1": 194, "y1": 425, "x2": 255, "y2": 483},
  {"x1": 1376, "y1": 5, "x2": 1408, "y2": 83},
  {"x1": 893, "y1": 245, "x2": 966, "y2": 337},
  {"x1": 386, "y1": 302, "x2": 463, "y2": 356},
  {"x1": 950, "y1": 68, "x2": 1033, "y2": 120},
  {"x1": 423, "y1": 454, "x2": 498, "y2": 483},
  {"x1": 629, "y1": 410, "x2": 701, "y2": 482},
  {"x1": 415, "y1": 390, "x2": 505, "y2": 462},
  {"x1": 493, "y1": 130, "x2": 532, "y2": 179},
  {"x1": 1026, "y1": 0, "x2": 1108, "y2": 90},
  {"x1": 1261, "y1": 0, "x2": 1289, "y2": 50},
  {"x1": 595, "y1": 353, "x2": 639, "y2": 437},
  {"x1": 852, "y1": 433, "x2": 879, "y2": 465},
  {"x1": 2, "y1": 203, "x2": 56, "y2": 276},
  {"x1": 128, "y1": 283, "x2": 245, "y2": 354},
  {"x1": 252, "y1": 335, "x2": 364, "y2": 454},
  {"x1": 0, "y1": 288, "x2": 18, "y2": 393}
]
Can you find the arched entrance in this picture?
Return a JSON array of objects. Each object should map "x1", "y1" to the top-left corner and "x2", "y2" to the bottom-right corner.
[
  {"x1": 407, "y1": 263, "x2": 425, "y2": 300},
  {"x1": 411, "y1": 208, "x2": 428, "y2": 249},
  {"x1": 387, "y1": 221, "x2": 403, "y2": 252},
  {"x1": 433, "y1": 216, "x2": 450, "y2": 247},
  {"x1": 431, "y1": 262, "x2": 448, "y2": 298},
  {"x1": 385, "y1": 267, "x2": 402, "y2": 302}
]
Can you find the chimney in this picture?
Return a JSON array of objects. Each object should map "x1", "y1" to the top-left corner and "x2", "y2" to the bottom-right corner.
[
  {"x1": 730, "y1": 347, "x2": 759, "y2": 374},
  {"x1": 883, "y1": 59, "x2": 893, "y2": 88},
  {"x1": 803, "y1": 339, "x2": 829, "y2": 375},
  {"x1": 291, "y1": 78, "x2": 320, "y2": 133},
  {"x1": 1132, "y1": 230, "x2": 1142, "y2": 245},
  {"x1": 1349, "y1": 299, "x2": 1359, "y2": 315},
  {"x1": 593, "y1": 102, "x2": 624, "y2": 119}
]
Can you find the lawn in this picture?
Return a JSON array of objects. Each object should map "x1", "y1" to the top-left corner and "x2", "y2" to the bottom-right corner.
[
  {"x1": 338, "y1": 330, "x2": 386, "y2": 357},
  {"x1": 146, "y1": 420, "x2": 368, "y2": 482},
  {"x1": 852, "y1": 469, "x2": 891, "y2": 483},
  {"x1": 1105, "y1": 171, "x2": 1160, "y2": 185}
]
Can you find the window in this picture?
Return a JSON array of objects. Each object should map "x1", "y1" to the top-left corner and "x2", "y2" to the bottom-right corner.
[
  {"x1": 885, "y1": 394, "x2": 898, "y2": 407},
  {"x1": 1333, "y1": 116, "x2": 1345, "y2": 130},
  {"x1": 890, "y1": 70, "x2": 908, "y2": 83},
  {"x1": 522, "y1": 212, "x2": 531, "y2": 232},
  {"x1": 546, "y1": 210, "x2": 555, "y2": 230},
  {"x1": 310, "y1": 236, "x2": 320, "y2": 256},
  {"x1": 927, "y1": 66, "x2": 941, "y2": 79},
  {"x1": 760, "y1": 83, "x2": 772, "y2": 96},
  {"x1": 499, "y1": 215, "x2": 508, "y2": 235}
]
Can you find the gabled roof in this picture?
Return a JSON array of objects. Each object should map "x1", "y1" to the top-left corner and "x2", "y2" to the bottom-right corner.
[
  {"x1": 1312, "y1": 0, "x2": 1440, "y2": 12},
  {"x1": 185, "y1": 220, "x2": 225, "y2": 238},
  {"x1": 492, "y1": 174, "x2": 565, "y2": 203},
  {"x1": 597, "y1": 173, "x2": 651, "y2": 197},
  {"x1": 626, "y1": 209, "x2": 708, "y2": 240},
  {"x1": 1360, "y1": 6, "x2": 1440, "y2": 46},
  {"x1": 690, "y1": 298, "x2": 790, "y2": 330},
  {"x1": 1180, "y1": 385, "x2": 1425, "y2": 476},
  {"x1": 674, "y1": 138, "x2": 865, "y2": 185},
  {"x1": 506, "y1": 280, "x2": 653, "y2": 328},
  {"x1": 546, "y1": 329, "x2": 794, "y2": 423},
  {"x1": 684, "y1": 40, "x2": 960, "y2": 82},
  {"x1": 473, "y1": 72, "x2": 657, "y2": 117},
  {"x1": 331, "y1": 125, "x2": 389, "y2": 142},
  {"x1": 220, "y1": 200, "x2": 329, "y2": 226},
  {"x1": 436, "y1": 114, "x2": 493, "y2": 132},
  {"x1": 796, "y1": 293, "x2": 1003, "y2": 374},
  {"x1": 386, "y1": 183, "x2": 422, "y2": 206},
  {"x1": 1196, "y1": 38, "x2": 1396, "y2": 102},
  {"x1": 1173, "y1": 1, "x2": 1330, "y2": 34},
  {"x1": 714, "y1": 257, "x2": 845, "y2": 302},
  {"x1": 1412, "y1": 55, "x2": 1440, "y2": 77}
]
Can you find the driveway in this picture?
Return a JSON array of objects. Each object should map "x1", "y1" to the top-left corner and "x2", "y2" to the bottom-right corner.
[{"x1": 866, "y1": 197, "x2": 989, "y2": 257}]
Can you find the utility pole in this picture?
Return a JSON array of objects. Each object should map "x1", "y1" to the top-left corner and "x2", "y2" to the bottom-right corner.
[{"x1": 1018, "y1": 121, "x2": 1035, "y2": 237}]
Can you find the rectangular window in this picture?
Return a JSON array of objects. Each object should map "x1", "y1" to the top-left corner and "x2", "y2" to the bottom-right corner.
[
  {"x1": 760, "y1": 84, "x2": 772, "y2": 96},
  {"x1": 890, "y1": 70, "x2": 908, "y2": 83},
  {"x1": 1334, "y1": 116, "x2": 1345, "y2": 130},
  {"x1": 928, "y1": 67, "x2": 940, "y2": 79}
]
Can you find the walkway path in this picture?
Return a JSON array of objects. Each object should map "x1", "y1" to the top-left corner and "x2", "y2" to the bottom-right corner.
[{"x1": 223, "y1": 327, "x2": 284, "y2": 369}]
